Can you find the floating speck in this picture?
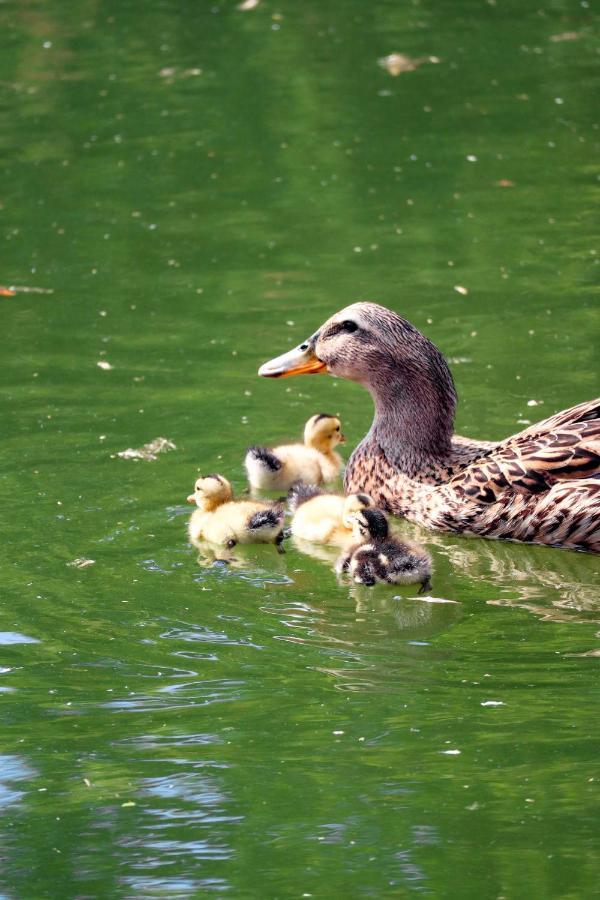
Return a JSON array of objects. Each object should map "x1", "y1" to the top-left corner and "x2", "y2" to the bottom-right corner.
[
  {"x1": 466, "y1": 154, "x2": 477, "y2": 162},
  {"x1": 454, "y1": 285, "x2": 468, "y2": 295},
  {"x1": 441, "y1": 749, "x2": 461, "y2": 755},
  {"x1": 379, "y1": 53, "x2": 440, "y2": 76},
  {"x1": 549, "y1": 31, "x2": 579, "y2": 42},
  {"x1": 97, "y1": 360, "x2": 113, "y2": 371},
  {"x1": 481, "y1": 700, "x2": 504, "y2": 707}
]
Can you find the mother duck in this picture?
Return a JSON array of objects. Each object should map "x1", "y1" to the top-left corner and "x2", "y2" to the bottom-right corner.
[{"x1": 259, "y1": 302, "x2": 599, "y2": 553}]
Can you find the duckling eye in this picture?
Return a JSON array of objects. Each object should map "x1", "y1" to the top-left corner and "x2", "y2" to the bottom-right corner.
[{"x1": 340, "y1": 320, "x2": 358, "y2": 333}]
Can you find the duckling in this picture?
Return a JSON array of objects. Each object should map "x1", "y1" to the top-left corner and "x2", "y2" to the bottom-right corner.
[
  {"x1": 288, "y1": 482, "x2": 373, "y2": 544},
  {"x1": 245, "y1": 414, "x2": 345, "y2": 491},
  {"x1": 187, "y1": 474, "x2": 285, "y2": 551},
  {"x1": 337, "y1": 507, "x2": 433, "y2": 592}
]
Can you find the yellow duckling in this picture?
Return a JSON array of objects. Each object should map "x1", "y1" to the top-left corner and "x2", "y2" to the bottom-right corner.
[
  {"x1": 337, "y1": 507, "x2": 432, "y2": 592},
  {"x1": 244, "y1": 413, "x2": 345, "y2": 491},
  {"x1": 187, "y1": 474, "x2": 285, "y2": 551},
  {"x1": 288, "y1": 483, "x2": 373, "y2": 544}
]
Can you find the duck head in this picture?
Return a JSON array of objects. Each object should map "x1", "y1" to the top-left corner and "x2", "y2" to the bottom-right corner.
[{"x1": 259, "y1": 302, "x2": 457, "y2": 460}]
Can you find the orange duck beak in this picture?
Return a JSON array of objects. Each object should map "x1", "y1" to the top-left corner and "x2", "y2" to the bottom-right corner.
[{"x1": 258, "y1": 333, "x2": 327, "y2": 378}]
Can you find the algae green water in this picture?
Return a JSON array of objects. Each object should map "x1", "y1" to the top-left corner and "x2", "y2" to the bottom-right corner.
[{"x1": 1, "y1": 1, "x2": 599, "y2": 897}]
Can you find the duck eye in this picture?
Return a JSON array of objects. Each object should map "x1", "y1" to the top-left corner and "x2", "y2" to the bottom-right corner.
[{"x1": 340, "y1": 320, "x2": 358, "y2": 333}]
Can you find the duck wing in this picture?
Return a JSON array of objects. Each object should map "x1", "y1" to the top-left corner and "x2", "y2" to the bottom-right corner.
[{"x1": 450, "y1": 400, "x2": 600, "y2": 504}]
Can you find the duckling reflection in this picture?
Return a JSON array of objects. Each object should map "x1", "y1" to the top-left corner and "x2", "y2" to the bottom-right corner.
[
  {"x1": 245, "y1": 413, "x2": 345, "y2": 491},
  {"x1": 192, "y1": 539, "x2": 290, "y2": 578},
  {"x1": 337, "y1": 508, "x2": 433, "y2": 593}
]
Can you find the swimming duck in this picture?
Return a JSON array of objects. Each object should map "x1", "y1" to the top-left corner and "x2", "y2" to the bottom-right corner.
[
  {"x1": 288, "y1": 482, "x2": 373, "y2": 543},
  {"x1": 187, "y1": 474, "x2": 285, "y2": 551},
  {"x1": 337, "y1": 507, "x2": 433, "y2": 590},
  {"x1": 245, "y1": 413, "x2": 345, "y2": 490},
  {"x1": 259, "y1": 302, "x2": 600, "y2": 553}
]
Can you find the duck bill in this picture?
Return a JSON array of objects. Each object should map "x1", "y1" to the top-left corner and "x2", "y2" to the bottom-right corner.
[
  {"x1": 258, "y1": 336, "x2": 327, "y2": 378},
  {"x1": 186, "y1": 494, "x2": 197, "y2": 504}
]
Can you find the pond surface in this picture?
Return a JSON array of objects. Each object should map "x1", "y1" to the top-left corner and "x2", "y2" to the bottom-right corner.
[{"x1": 1, "y1": 0, "x2": 599, "y2": 896}]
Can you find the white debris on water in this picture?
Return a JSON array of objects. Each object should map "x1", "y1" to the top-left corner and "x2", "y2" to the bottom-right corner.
[
  {"x1": 97, "y1": 360, "x2": 113, "y2": 370},
  {"x1": 68, "y1": 558, "x2": 96, "y2": 569},
  {"x1": 117, "y1": 437, "x2": 176, "y2": 461},
  {"x1": 481, "y1": 700, "x2": 505, "y2": 707}
]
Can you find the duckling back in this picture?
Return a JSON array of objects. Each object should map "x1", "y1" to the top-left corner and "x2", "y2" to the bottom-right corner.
[
  {"x1": 245, "y1": 443, "x2": 326, "y2": 490},
  {"x1": 290, "y1": 491, "x2": 372, "y2": 544},
  {"x1": 338, "y1": 507, "x2": 432, "y2": 591},
  {"x1": 350, "y1": 539, "x2": 432, "y2": 591}
]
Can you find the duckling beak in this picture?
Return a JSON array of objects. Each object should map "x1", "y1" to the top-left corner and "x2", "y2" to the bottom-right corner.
[
  {"x1": 339, "y1": 433, "x2": 347, "y2": 444},
  {"x1": 186, "y1": 493, "x2": 197, "y2": 504},
  {"x1": 258, "y1": 333, "x2": 327, "y2": 378}
]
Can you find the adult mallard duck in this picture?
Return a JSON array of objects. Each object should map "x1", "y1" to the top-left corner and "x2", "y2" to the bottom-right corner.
[{"x1": 258, "y1": 302, "x2": 600, "y2": 553}]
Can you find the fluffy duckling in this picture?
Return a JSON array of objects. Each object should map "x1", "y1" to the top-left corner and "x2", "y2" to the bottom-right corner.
[
  {"x1": 187, "y1": 474, "x2": 285, "y2": 551},
  {"x1": 288, "y1": 483, "x2": 373, "y2": 544},
  {"x1": 245, "y1": 413, "x2": 345, "y2": 491},
  {"x1": 337, "y1": 507, "x2": 432, "y2": 592}
]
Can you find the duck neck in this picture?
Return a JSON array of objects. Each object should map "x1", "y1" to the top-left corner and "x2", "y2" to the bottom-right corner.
[{"x1": 367, "y1": 364, "x2": 456, "y2": 475}]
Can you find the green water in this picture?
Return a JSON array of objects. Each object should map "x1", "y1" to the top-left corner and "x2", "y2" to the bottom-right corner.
[{"x1": 1, "y1": 0, "x2": 599, "y2": 897}]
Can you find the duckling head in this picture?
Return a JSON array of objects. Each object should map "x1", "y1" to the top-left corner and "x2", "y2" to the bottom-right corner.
[
  {"x1": 350, "y1": 506, "x2": 389, "y2": 542},
  {"x1": 341, "y1": 492, "x2": 373, "y2": 528},
  {"x1": 304, "y1": 413, "x2": 345, "y2": 452},
  {"x1": 187, "y1": 474, "x2": 233, "y2": 509}
]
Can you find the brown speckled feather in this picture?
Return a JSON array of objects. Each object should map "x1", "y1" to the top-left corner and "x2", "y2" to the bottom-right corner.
[{"x1": 346, "y1": 399, "x2": 600, "y2": 553}]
